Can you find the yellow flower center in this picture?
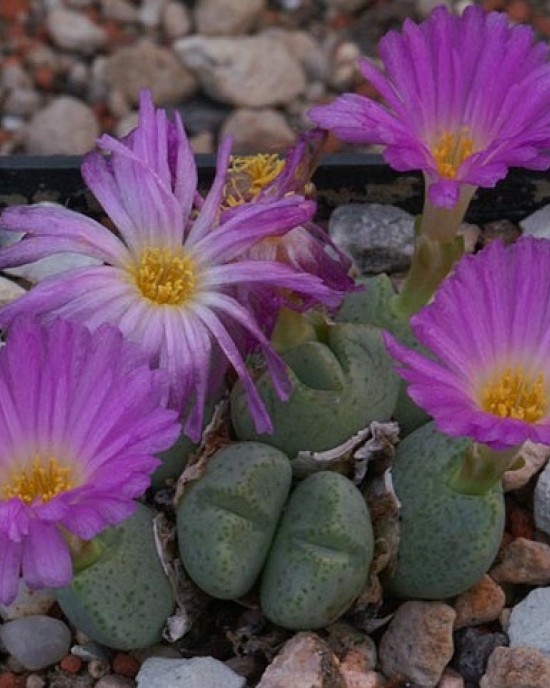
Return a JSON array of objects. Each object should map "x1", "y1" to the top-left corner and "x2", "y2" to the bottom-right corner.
[
  {"x1": 2, "y1": 455, "x2": 74, "y2": 504},
  {"x1": 224, "y1": 154, "x2": 285, "y2": 207},
  {"x1": 480, "y1": 367, "x2": 548, "y2": 423},
  {"x1": 432, "y1": 128, "x2": 474, "y2": 179},
  {"x1": 135, "y1": 248, "x2": 196, "y2": 306}
]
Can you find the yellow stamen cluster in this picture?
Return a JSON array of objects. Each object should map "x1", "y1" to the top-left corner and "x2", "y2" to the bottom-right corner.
[
  {"x1": 432, "y1": 128, "x2": 474, "y2": 179},
  {"x1": 2, "y1": 456, "x2": 74, "y2": 504},
  {"x1": 135, "y1": 248, "x2": 196, "y2": 305},
  {"x1": 480, "y1": 367, "x2": 548, "y2": 423},
  {"x1": 224, "y1": 154, "x2": 285, "y2": 207}
]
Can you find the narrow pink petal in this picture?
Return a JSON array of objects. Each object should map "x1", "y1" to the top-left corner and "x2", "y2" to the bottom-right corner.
[
  {"x1": 197, "y1": 291, "x2": 291, "y2": 401},
  {"x1": 193, "y1": 198, "x2": 316, "y2": 264},
  {"x1": 22, "y1": 521, "x2": 72, "y2": 590},
  {"x1": 185, "y1": 135, "x2": 233, "y2": 246},
  {"x1": 0, "y1": 205, "x2": 130, "y2": 266},
  {"x1": 190, "y1": 302, "x2": 274, "y2": 434},
  {"x1": 201, "y1": 260, "x2": 341, "y2": 309},
  {"x1": 96, "y1": 136, "x2": 185, "y2": 252},
  {"x1": 0, "y1": 536, "x2": 22, "y2": 605}
]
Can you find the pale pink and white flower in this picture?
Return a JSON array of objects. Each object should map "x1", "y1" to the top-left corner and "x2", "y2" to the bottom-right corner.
[{"x1": 0, "y1": 92, "x2": 341, "y2": 441}]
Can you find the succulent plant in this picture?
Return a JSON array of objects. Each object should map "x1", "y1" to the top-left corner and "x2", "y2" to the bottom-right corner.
[
  {"x1": 176, "y1": 442, "x2": 292, "y2": 599},
  {"x1": 56, "y1": 503, "x2": 175, "y2": 650},
  {"x1": 260, "y1": 470, "x2": 374, "y2": 629},
  {"x1": 384, "y1": 422, "x2": 504, "y2": 599},
  {"x1": 231, "y1": 321, "x2": 399, "y2": 457},
  {"x1": 336, "y1": 273, "x2": 431, "y2": 436}
]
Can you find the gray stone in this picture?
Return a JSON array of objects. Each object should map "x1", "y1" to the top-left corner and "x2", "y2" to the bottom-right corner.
[
  {"x1": 106, "y1": 40, "x2": 197, "y2": 107},
  {"x1": 95, "y1": 677, "x2": 135, "y2": 688},
  {"x1": 3, "y1": 88, "x2": 42, "y2": 117},
  {"x1": 220, "y1": 108, "x2": 295, "y2": 154},
  {"x1": 0, "y1": 63, "x2": 33, "y2": 91},
  {"x1": 23, "y1": 97, "x2": 99, "y2": 155},
  {"x1": 480, "y1": 646, "x2": 550, "y2": 688},
  {"x1": 162, "y1": 2, "x2": 192, "y2": 39},
  {"x1": 509, "y1": 587, "x2": 550, "y2": 657},
  {"x1": 0, "y1": 615, "x2": 71, "y2": 671},
  {"x1": 175, "y1": 35, "x2": 306, "y2": 107},
  {"x1": 327, "y1": 40, "x2": 362, "y2": 91},
  {"x1": 194, "y1": 0, "x2": 265, "y2": 36},
  {"x1": 26, "y1": 675, "x2": 47, "y2": 688},
  {"x1": 139, "y1": 0, "x2": 168, "y2": 28},
  {"x1": 136, "y1": 657, "x2": 246, "y2": 688},
  {"x1": 519, "y1": 203, "x2": 550, "y2": 239},
  {"x1": 452, "y1": 627, "x2": 508, "y2": 685},
  {"x1": 328, "y1": 203, "x2": 415, "y2": 275},
  {"x1": 46, "y1": 8, "x2": 107, "y2": 54},
  {"x1": 534, "y1": 458, "x2": 550, "y2": 536},
  {"x1": 264, "y1": 29, "x2": 328, "y2": 82},
  {"x1": 378, "y1": 601, "x2": 455, "y2": 688},
  {"x1": 99, "y1": 0, "x2": 139, "y2": 22}
]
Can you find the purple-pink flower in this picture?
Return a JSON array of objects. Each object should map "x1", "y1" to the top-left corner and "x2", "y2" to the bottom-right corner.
[
  {"x1": 0, "y1": 92, "x2": 341, "y2": 441},
  {"x1": 384, "y1": 237, "x2": 550, "y2": 451},
  {"x1": 0, "y1": 318, "x2": 180, "y2": 605},
  {"x1": 309, "y1": 5, "x2": 550, "y2": 209}
]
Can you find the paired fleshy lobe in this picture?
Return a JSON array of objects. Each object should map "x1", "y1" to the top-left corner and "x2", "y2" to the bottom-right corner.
[
  {"x1": 384, "y1": 237, "x2": 550, "y2": 450},
  {"x1": 0, "y1": 91, "x2": 341, "y2": 442},
  {"x1": 309, "y1": 5, "x2": 550, "y2": 209},
  {"x1": 0, "y1": 318, "x2": 180, "y2": 605}
]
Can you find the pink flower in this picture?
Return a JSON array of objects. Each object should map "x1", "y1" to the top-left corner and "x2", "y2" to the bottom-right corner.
[
  {"x1": 0, "y1": 318, "x2": 180, "y2": 605},
  {"x1": 309, "y1": 6, "x2": 550, "y2": 209},
  {"x1": 0, "y1": 92, "x2": 341, "y2": 441},
  {"x1": 384, "y1": 237, "x2": 550, "y2": 450}
]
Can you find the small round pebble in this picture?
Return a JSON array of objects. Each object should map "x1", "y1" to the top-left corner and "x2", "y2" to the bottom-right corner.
[
  {"x1": 59, "y1": 654, "x2": 83, "y2": 674},
  {"x1": 25, "y1": 676, "x2": 46, "y2": 688},
  {"x1": 95, "y1": 677, "x2": 136, "y2": 688},
  {"x1": 112, "y1": 654, "x2": 140, "y2": 678},
  {"x1": 453, "y1": 627, "x2": 508, "y2": 684},
  {"x1": 88, "y1": 659, "x2": 111, "y2": 679},
  {"x1": 0, "y1": 615, "x2": 71, "y2": 671}
]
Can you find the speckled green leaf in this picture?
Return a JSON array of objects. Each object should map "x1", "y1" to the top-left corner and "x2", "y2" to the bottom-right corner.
[
  {"x1": 231, "y1": 322, "x2": 399, "y2": 457},
  {"x1": 337, "y1": 274, "x2": 431, "y2": 436},
  {"x1": 260, "y1": 471, "x2": 374, "y2": 630},
  {"x1": 176, "y1": 442, "x2": 292, "y2": 599},
  {"x1": 385, "y1": 422, "x2": 505, "y2": 599},
  {"x1": 56, "y1": 504, "x2": 174, "y2": 650}
]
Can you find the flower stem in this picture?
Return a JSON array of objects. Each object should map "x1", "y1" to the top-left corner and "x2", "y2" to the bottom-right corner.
[
  {"x1": 390, "y1": 222, "x2": 464, "y2": 319},
  {"x1": 390, "y1": 182, "x2": 476, "y2": 320},
  {"x1": 447, "y1": 442, "x2": 524, "y2": 495},
  {"x1": 63, "y1": 530, "x2": 108, "y2": 574}
]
